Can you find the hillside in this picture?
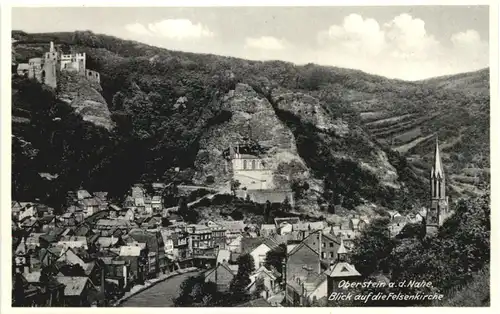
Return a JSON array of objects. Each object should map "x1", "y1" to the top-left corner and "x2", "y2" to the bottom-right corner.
[{"x1": 11, "y1": 30, "x2": 490, "y2": 213}]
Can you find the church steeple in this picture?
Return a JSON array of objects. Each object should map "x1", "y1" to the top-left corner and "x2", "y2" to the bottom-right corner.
[
  {"x1": 432, "y1": 137, "x2": 445, "y2": 180},
  {"x1": 426, "y1": 136, "x2": 449, "y2": 236}
]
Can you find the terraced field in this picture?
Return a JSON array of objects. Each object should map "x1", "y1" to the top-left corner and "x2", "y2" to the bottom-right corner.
[{"x1": 346, "y1": 68, "x2": 490, "y2": 197}]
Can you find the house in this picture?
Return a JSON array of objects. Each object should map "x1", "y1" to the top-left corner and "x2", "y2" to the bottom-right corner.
[
  {"x1": 241, "y1": 237, "x2": 279, "y2": 269},
  {"x1": 60, "y1": 213, "x2": 77, "y2": 227},
  {"x1": 260, "y1": 224, "x2": 277, "y2": 237},
  {"x1": 187, "y1": 224, "x2": 216, "y2": 257},
  {"x1": 123, "y1": 196, "x2": 135, "y2": 209},
  {"x1": 26, "y1": 233, "x2": 44, "y2": 250},
  {"x1": 216, "y1": 249, "x2": 231, "y2": 264},
  {"x1": 278, "y1": 222, "x2": 293, "y2": 235},
  {"x1": 100, "y1": 257, "x2": 127, "y2": 293},
  {"x1": 35, "y1": 204, "x2": 54, "y2": 218},
  {"x1": 56, "y1": 247, "x2": 105, "y2": 291},
  {"x1": 115, "y1": 255, "x2": 143, "y2": 287},
  {"x1": 389, "y1": 216, "x2": 409, "y2": 237},
  {"x1": 160, "y1": 229, "x2": 174, "y2": 258},
  {"x1": 12, "y1": 201, "x2": 24, "y2": 218},
  {"x1": 17, "y1": 63, "x2": 30, "y2": 76},
  {"x1": 12, "y1": 273, "x2": 45, "y2": 307},
  {"x1": 131, "y1": 185, "x2": 145, "y2": 198},
  {"x1": 217, "y1": 220, "x2": 246, "y2": 243},
  {"x1": 151, "y1": 196, "x2": 163, "y2": 211},
  {"x1": 326, "y1": 240, "x2": 362, "y2": 305},
  {"x1": 22, "y1": 271, "x2": 66, "y2": 306},
  {"x1": 96, "y1": 236, "x2": 123, "y2": 249},
  {"x1": 20, "y1": 217, "x2": 42, "y2": 233},
  {"x1": 57, "y1": 236, "x2": 88, "y2": 250},
  {"x1": 39, "y1": 215, "x2": 57, "y2": 233},
  {"x1": 285, "y1": 241, "x2": 322, "y2": 306},
  {"x1": 274, "y1": 217, "x2": 301, "y2": 228},
  {"x1": 144, "y1": 196, "x2": 153, "y2": 215},
  {"x1": 247, "y1": 265, "x2": 278, "y2": 298},
  {"x1": 302, "y1": 230, "x2": 342, "y2": 263},
  {"x1": 227, "y1": 234, "x2": 244, "y2": 253},
  {"x1": 127, "y1": 229, "x2": 167, "y2": 276},
  {"x1": 95, "y1": 219, "x2": 136, "y2": 231},
  {"x1": 77, "y1": 189, "x2": 93, "y2": 200},
  {"x1": 79, "y1": 198, "x2": 100, "y2": 217},
  {"x1": 208, "y1": 222, "x2": 227, "y2": 250},
  {"x1": 19, "y1": 204, "x2": 37, "y2": 222},
  {"x1": 204, "y1": 262, "x2": 238, "y2": 292},
  {"x1": 55, "y1": 276, "x2": 100, "y2": 306},
  {"x1": 172, "y1": 231, "x2": 190, "y2": 261},
  {"x1": 119, "y1": 243, "x2": 147, "y2": 283}
]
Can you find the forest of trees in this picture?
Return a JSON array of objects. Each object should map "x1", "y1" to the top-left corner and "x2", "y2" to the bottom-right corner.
[{"x1": 347, "y1": 192, "x2": 490, "y2": 306}]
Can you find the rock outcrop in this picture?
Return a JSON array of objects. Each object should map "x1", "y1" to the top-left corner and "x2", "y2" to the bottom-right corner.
[
  {"x1": 57, "y1": 72, "x2": 114, "y2": 130},
  {"x1": 193, "y1": 83, "x2": 310, "y2": 190}
]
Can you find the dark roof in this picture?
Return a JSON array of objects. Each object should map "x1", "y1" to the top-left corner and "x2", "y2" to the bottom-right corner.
[
  {"x1": 240, "y1": 237, "x2": 266, "y2": 254},
  {"x1": 39, "y1": 215, "x2": 56, "y2": 224},
  {"x1": 274, "y1": 217, "x2": 300, "y2": 227}
]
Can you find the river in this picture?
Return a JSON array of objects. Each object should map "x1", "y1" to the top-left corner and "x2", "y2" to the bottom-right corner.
[{"x1": 120, "y1": 271, "x2": 202, "y2": 307}]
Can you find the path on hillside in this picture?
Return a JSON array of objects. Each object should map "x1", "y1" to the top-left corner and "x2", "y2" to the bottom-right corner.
[{"x1": 163, "y1": 187, "x2": 229, "y2": 216}]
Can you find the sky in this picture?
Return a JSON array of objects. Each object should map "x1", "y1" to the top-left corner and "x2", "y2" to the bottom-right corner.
[{"x1": 12, "y1": 6, "x2": 490, "y2": 80}]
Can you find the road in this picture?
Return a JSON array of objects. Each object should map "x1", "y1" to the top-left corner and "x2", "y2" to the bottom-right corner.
[{"x1": 120, "y1": 271, "x2": 202, "y2": 307}]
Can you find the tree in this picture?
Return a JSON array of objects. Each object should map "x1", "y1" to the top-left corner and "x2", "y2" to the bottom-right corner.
[
  {"x1": 350, "y1": 217, "x2": 394, "y2": 277},
  {"x1": 264, "y1": 200, "x2": 272, "y2": 223},
  {"x1": 12, "y1": 272, "x2": 26, "y2": 306},
  {"x1": 231, "y1": 180, "x2": 241, "y2": 195},
  {"x1": 229, "y1": 253, "x2": 255, "y2": 303},
  {"x1": 174, "y1": 274, "x2": 225, "y2": 307},
  {"x1": 264, "y1": 243, "x2": 287, "y2": 281},
  {"x1": 281, "y1": 196, "x2": 291, "y2": 212}
]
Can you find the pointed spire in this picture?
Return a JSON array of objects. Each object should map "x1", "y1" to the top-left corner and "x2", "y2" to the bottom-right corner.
[
  {"x1": 337, "y1": 238, "x2": 347, "y2": 255},
  {"x1": 433, "y1": 136, "x2": 444, "y2": 178}
]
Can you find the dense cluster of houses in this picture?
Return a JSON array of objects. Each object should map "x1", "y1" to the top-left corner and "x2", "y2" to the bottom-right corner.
[{"x1": 12, "y1": 181, "x2": 419, "y2": 307}]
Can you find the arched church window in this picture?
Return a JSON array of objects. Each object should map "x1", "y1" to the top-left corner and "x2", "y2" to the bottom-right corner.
[
  {"x1": 438, "y1": 180, "x2": 442, "y2": 198},
  {"x1": 252, "y1": 160, "x2": 256, "y2": 170},
  {"x1": 243, "y1": 160, "x2": 247, "y2": 170},
  {"x1": 433, "y1": 180, "x2": 437, "y2": 198}
]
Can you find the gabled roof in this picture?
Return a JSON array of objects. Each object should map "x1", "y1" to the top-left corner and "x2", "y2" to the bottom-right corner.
[
  {"x1": 327, "y1": 262, "x2": 361, "y2": 277},
  {"x1": 260, "y1": 224, "x2": 276, "y2": 230},
  {"x1": 56, "y1": 276, "x2": 91, "y2": 296},
  {"x1": 217, "y1": 249, "x2": 231, "y2": 263},
  {"x1": 17, "y1": 63, "x2": 30, "y2": 71},
  {"x1": 119, "y1": 245, "x2": 142, "y2": 256},
  {"x1": 217, "y1": 220, "x2": 246, "y2": 231},
  {"x1": 274, "y1": 217, "x2": 300, "y2": 227}
]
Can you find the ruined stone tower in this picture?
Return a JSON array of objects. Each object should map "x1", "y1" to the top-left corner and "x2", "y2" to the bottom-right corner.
[
  {"x1": 426, "y1": 137, "x2": 450, "y2": 236},
  {"x1": 41, "y1": 41, "x2": 58, "y2": 88}
]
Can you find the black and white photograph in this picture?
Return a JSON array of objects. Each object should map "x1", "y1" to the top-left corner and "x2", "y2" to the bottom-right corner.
[{"x1": 4, "y1": 2, "x2": 494, "y2": 309}]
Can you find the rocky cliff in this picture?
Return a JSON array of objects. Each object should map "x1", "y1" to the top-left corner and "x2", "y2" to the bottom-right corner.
[
  {"x1": 193, "y1": 83, "x2": 310, "y2": 190},
  {"x1": 57, "y1": 72, "x2": 114, "y2": 130}
]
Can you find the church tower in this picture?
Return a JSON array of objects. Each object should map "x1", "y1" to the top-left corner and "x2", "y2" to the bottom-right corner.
[{"x1": 426, "y1": 138, "x2": 449, "y2": 236}]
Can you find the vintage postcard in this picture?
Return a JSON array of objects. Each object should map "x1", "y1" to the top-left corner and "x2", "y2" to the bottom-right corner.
[{"x1": 1, "y1": 0, "x2": 496, "y2": 311}]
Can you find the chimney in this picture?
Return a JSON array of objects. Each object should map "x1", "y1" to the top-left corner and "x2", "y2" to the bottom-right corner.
[{"x1": 50, "y1": 41, "x2": 54, "y2": 53}]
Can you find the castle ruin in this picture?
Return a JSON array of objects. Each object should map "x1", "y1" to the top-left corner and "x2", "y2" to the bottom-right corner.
[{"x1": 20, "y1": 41, "x2": 100, "y2": 88}]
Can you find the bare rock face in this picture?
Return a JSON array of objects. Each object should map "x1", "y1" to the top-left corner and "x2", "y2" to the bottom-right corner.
[
  {"x1": 57, "y1": 72, "x2": 114, "y2": 131},
  {"x1": 193, "y1": 83, "x2": 310, "y2": 190},
  {"x1": 271, "y1": 87, "x2": 400, "y2": 190},
  {"x1": 271, "y1": 88, "x2": 349, "y2": 136}
]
